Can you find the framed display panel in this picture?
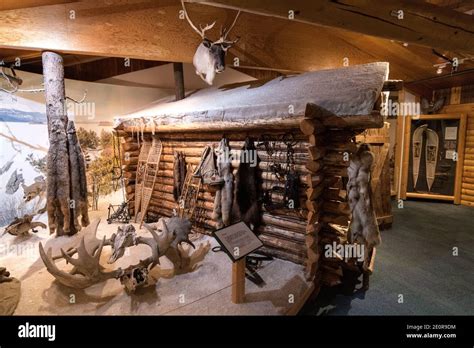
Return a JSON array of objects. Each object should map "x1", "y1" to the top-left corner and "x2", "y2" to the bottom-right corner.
[{"x1": 400, "y1": 114, "x2": 467, "y2": 204}]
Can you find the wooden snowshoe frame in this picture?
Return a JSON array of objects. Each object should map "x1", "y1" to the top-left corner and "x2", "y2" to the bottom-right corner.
[{"x1": 138, "y1": 137, "x2": 163, "y2": 226}]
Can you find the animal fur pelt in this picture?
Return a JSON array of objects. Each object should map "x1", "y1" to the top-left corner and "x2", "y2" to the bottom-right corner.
[
  {"x1": 347, "y1": 144, "x2": 381, "y2": 267},
  {"x1": 231, "y1": 137, "x2": 261, "y2": 229},
  {"x1": 67, "y1": 120, "x2": 90, "y2": 231},
  {"x1": 46, "y1": 118, "x2": 71, "y2": 235},
  {"x1": 173, "y1": 151, "x2": 187, "y2": 202},
  {"x1": 421, "y1": 96, "x2": 445, "y2": 114},
  {"x1": 213, "y1": 138, "x2": 233, "y2": 229}
]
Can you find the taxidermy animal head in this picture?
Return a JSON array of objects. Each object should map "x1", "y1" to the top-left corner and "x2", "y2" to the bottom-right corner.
[
  {"x1": 22, "y1": 176, "x2": 46, "y2": 202},
  {"x1": 181, "y1": 0, "x2": 241, "y2": 85},
  {"x1": 421, "y1": 96, "x2": 445, "y2": 114}
]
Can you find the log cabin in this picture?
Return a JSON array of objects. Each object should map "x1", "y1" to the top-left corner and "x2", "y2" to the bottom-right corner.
[
  {"x1": 113, "y1": 62, "x2": 389, "y2": 283},
  {"x1": 0, "y1": 0, "x2": 473, "y2": 325}
]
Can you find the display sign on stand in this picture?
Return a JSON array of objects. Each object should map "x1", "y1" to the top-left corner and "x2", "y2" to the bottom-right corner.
[{"x1": 213, "y1": 221, "x2": 263, "y2": 303}]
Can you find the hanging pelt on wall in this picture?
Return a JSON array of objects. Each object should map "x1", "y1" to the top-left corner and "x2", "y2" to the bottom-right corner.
[
  {"x1": 347, "y1": 143, "x2": 381, "y2": 268},
  {"x1": 173, "y1": 151, "x2": 187, "y2": 202},
  {"x1": 231, "y1": 137, "x2": 261, "y2": 230},
  {"x1": 213, "y1": 138, "x2": 233, "y2": 229},
  {"x1": 46, "y1": 118, "x2": 71, "y2": 235},
  {"x1": 67, "y1": 120, "x2": 90, "y2": 231}
]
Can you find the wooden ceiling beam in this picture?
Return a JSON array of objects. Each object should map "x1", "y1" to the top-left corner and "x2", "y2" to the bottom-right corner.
[
  {"x1": 16, "y1": 57, "x2": 169, "y2": 81},
  {"x1": 0, "y1": 0, "x2": 469, "y2": 82},
  {"x1": 196, "y1": 0, "x2": 474, "y2": 54}
]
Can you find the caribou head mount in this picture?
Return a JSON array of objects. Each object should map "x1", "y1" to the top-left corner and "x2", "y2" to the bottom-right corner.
[{"x1": 181, "y1": 0, "x2": 241, "y2": 85}]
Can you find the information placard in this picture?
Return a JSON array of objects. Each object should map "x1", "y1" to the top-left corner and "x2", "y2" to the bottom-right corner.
[{"x1": 212, "y1": 221, "x2": 263, "y2": 262}]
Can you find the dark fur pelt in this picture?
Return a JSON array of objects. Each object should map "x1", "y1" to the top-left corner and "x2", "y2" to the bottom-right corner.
[
  {"x1": 173, "y1": 151, "x2": 187, "y2": 202},
  {"x1": 213, "y1": 138, "x2": 233, "y2": 229},
  {"x1": 46, "y1": 118, "x2": 71, "y2": 235},
  {"x1": 67, "y1": 120, "x2": 90, "y2": 231},
  {"x1": 231, "y1": 137, "x2": 261, "y2": 229}
]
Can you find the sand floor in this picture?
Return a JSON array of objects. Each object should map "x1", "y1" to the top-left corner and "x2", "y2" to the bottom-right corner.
[{"x1": 0, "y1": 191, "x2": 311, "y2": 315}]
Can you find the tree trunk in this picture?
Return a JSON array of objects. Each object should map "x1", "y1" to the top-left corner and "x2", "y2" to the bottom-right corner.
[{"x1": 43, "y1": 51, "x2": 89, "y2": 236}]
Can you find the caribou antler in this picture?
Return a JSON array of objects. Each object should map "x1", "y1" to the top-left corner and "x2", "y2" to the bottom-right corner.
[
  {"x1": 216, "y1": 10, "x2": 241, "y2": 44},
  {"x1": 181, "y1": 0, "x2": 216, "y2": 39}
]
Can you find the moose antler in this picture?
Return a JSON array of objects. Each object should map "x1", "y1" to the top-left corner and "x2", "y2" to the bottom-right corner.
[
  {"x1": 181, "y1": 0, "x2": 216, "y2": 39},
  {"x1": 39, "y1": 235, "x2": 120, "y2": 289}
]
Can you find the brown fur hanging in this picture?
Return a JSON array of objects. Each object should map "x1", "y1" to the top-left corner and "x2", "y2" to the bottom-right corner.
[
  {"x1": 347, "y1": 144, "x2": 381, "y2": 262},
  {"x1": 67, "y1": 120, "x2": 90, "y2": 231},
  {"x1": 173, "y1": 151, "x2": 187, "y2": 202},
  {"x1": 213, "y1": 138, "x2": 233, "y2": 229},
  {"x1": 231, "y1": 137, "x2": 261, "y2": 229},
  {"x1": 46, "y1": 118, "x2": 71, "y2": 235}
]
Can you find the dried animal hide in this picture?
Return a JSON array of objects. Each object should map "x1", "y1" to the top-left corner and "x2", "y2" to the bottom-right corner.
[
  {"x1": 213, "y1": 138, "x2": 233, "y2": 229},
  {"x1": 46, "y1": 118, "x2": 71, "y2": 235},
  {"x1": 347, "y1": 144, "x2": 381, "y2": 262},
  {"x1": 173, "y1": 151, "x2": 187, "y2": 202},
  {"x1": 421, "y1": 96, "x2": 445, "y2": 114},
  {"x1": 232, "y1": 137, "x2": 261, "y2": 229},
  {"x1": 67, "y1": 120, "x2": 90, "y2": 231}
]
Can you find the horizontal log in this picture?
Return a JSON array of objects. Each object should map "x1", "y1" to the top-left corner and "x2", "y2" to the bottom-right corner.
[
  {"x1": 462, "y1": 177, "x2": 474, "y2": 184},
  {"x1": 305, "y1": 160, "x2": 322, "y2": 173},
  {"x1": 461, "y1": 199, "x2": 474, "y2": 207},
  {"x1": 326, "y1": 142, "x2": 358, "y2": 153},
  {"x1": 461, "y1": 188, "x2": 474, "y2": 196},
  {"x1": 300, "y1": 118, "x2": 325, "y2": 135},
  {"x1": 324, "y1": 187, "x2": 346, "y2": 201},
  {"x1": 308, "y1": 145, "x2": 326, "y2": 161},
  {"x1": 261, "y1": 213, "x2": 307, "y2": 232},
  {"x1": 461, "y1": 195, "x2": 474, "y2": 202},
  {"x1": 464, "y1": 160, "x2": 474, "y2": 167},
  {"x1": 259, "y1": 246, "x2": 305, "y2": 264},
  {"x1": 322, "y1": 214, "x2": 349, "y2": 226},
  {"x1": 121, "y1": 118, "x2": 305, "y2": 133},
  {"x1": 259, "y1": 234, "x2": 306, "y2": 255},
  {"x1": 306, "y1": 199, "x2": 323, "y2": 212},
  {"x1": 462, "y1": 183, "x2": 474, "y2": 191},
  {"x1": 305, "y1": 103, "x2": 383, "y2": 129},
  {"x1": 258, "y1": 225, "x2": 306, "y2": 243},
  {"x1": 325, "y1": 166, "x2": 348, "y2": 177},
  {"x1": 306, "y1": 184, "x2": 325, "y2": 201},
  {"x1": 305, "y1": 173, "x2": 324, "y2": 188},
  {"x1": 323, "y1": 201, "x2": 350, "y2": 215}
]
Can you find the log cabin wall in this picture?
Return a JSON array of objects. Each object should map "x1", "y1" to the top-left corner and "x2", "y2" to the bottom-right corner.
[
  {"x1": 118, "y1": 128, "x2": 312, "y2": 265},
  {"x1": 438, "y1": 85, "x2": 474, "y2": 207}
]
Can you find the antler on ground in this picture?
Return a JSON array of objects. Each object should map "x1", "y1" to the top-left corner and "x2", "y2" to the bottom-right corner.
[{"x1": 39, "y1": 236, "x2": 120, "y2": 289}]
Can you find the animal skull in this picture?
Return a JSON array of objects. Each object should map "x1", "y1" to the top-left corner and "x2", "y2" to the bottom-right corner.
[{"x1": 108, "y1": 224, "x2": 137, "y2": 264}]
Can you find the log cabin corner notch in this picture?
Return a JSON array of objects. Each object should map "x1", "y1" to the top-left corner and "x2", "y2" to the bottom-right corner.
[{"x1": 113, "y1": 62, "x2": 389, "y2": 284}]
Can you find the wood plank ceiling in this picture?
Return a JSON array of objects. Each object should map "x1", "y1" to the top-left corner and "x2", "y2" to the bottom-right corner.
[{"x1": 0, "y1": 0, "x2": 473, "y2": 85}]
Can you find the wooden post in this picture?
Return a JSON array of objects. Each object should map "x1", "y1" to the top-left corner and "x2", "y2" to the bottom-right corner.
[
  {"x1": 42, "y1": 52, "x2": 89, "y2": 236},
  {"x1": 173, "y1": 62, "x2": 185, "y2": 101},
  {"x1": 232, "y1": 258, "x2": 246, "y2": 304},
  {"x1": 42, "y1": 51, "x2": 74, "y2": 236}
]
